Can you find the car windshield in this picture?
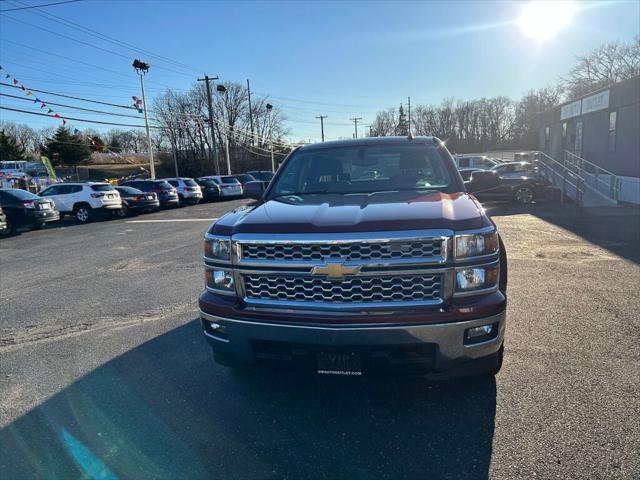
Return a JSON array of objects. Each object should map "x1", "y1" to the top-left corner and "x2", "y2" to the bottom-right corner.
[
  {"x1": 4, "y1": 188, "x2": 40, "y2": 200},
  {"x1": 197, "y1": 179, "x2": 217, "y2": 187},
  {"x1": 117, "y1": 186, "x2": 141, "y2": 194},
  {"x1": 267, "y1": 143, "x2": 455, "y2": 198},
  {"x1": 220, "y1": 177, "x2": 240, "y2": 184},
  {"x1": 90, "y1": 184, "x2": 115, "y2": 191}
]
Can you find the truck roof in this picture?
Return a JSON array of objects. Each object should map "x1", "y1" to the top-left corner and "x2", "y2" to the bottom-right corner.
[{"x1": 298, "y1": 136, "x2": 440, "y2": 152}]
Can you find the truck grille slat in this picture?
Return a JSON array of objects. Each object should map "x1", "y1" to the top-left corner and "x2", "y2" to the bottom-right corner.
[
  {"x1": 241, "y1": 240, "x2": 442, "y2": 262},
  {"x1": 243, "y1": 274, "x2": 441, "y2": 304}
]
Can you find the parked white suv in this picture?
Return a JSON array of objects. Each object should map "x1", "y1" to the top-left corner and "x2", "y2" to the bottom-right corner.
[
  {"x1": 39, "y1": 182, "x2": 121, "y2": 223},
  {"x1": 201, "y1": 175, "x2": 243, "y2": 198},
  {"x1": 163, "y1": 177, "x2": 203, "y2": 206}
]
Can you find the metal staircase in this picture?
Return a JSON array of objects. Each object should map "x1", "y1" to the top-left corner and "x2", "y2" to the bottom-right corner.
[{"x1": 534, "y1": 150, "x2": 620, "y2": 207}]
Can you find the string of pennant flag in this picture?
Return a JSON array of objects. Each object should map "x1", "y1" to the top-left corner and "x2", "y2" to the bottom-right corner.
[{"x1": 0, "y1": 65, "x2": 144, "y2": 154}]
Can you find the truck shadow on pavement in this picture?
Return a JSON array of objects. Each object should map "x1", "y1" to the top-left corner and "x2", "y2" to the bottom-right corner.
[
  {"x1": 0, "y1": 320, "x2": 497, "y2": 480},
  {"x1": 484, "y1": 201, "x2": 640, "y2": 264}
]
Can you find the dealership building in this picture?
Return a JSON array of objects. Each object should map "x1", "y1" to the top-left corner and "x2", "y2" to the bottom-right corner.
[{"x1": 537, "y1": 76, "x2": 640, "y2": 204}]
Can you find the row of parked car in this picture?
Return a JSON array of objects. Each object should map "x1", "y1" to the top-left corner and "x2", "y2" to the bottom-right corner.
[{"x1": 0, "y1": 170, "x2": 274, "y2": 236}]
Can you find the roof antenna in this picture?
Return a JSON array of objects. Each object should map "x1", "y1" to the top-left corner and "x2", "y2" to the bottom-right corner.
[{"x1": 407, "y1": 96, "x2": 414, "y2": 140}]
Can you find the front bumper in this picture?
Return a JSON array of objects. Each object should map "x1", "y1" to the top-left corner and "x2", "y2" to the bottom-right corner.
[{"x1": 200, "y1": 308, "x2": 506, "y2": 375}]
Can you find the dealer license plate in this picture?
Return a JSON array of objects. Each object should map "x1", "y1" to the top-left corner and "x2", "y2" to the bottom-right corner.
[{"x1": 316, "y1": 352, "x2": 362, "y2": 376}]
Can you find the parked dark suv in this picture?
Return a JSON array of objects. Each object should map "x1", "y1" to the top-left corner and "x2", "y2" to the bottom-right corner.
[
  {"x1": 120, "y1": 179, "x2": 179, "y2": 208},
  {"x1": 199, "y1": 137, "x2": 507, "y2": 378}
]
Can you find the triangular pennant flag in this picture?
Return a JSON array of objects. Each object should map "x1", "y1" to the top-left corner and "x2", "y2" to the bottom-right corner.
[
  {"x1": 41, "y1": 103, "x2": 47, "y2": 109},
  {"x1": 74, "y1": 128, "x2": 80, "y2": 134},
  {"x1": 33, "y1": 97, "x2": 40, "y2": 103},
  {"x1": 62, "y1": 119, "x2": 66, "y2": 125},
  {"x1": 26, "y1": 91, "x2": 33, "y2": 97},
  {"x1": 13, "y1": 79, "x2": 18, "y2": 85},
  {"x1": 53, "y1": 114, "x2": 61, "y2": 118},
  {"x1": 5, "y1": 74, "x2": 10, "y2": 79},
  {"x1": 137, "y1": 108, "x2": 143, "y2": 114},
  {"x1": 47, "y1": 109, "x2": 54, "y2": 113},
  {"x1": 21, "y1": 85, "x2": 26, "y2": 91},
  {"x1": 0, "y1": 65, "x2": 3, "y2": 70}
]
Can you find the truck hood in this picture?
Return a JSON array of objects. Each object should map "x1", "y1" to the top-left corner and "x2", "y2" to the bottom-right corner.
[{"x1": 211, "y1": 191, "x2": 491, "y2": 235}]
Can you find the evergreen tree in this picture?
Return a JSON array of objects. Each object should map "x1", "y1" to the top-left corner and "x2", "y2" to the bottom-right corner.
[
  {"x1": 396, "y1": 104, "x2": 408, "y2": 136},
  {"x1": 41, "y1": 127, "x2": 91, "y2": 166},
  {"x1": 0, "y1": 130, "x2": 26, "y2": 162}
]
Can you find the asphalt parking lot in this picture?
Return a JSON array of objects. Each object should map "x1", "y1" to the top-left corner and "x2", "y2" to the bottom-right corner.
[{"x1": 0, "y1": 200, "x2": 639, "y2": 479}]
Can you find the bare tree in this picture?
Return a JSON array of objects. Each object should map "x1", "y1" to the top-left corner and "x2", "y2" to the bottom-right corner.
[{"x1": 562, "y1": 37, "x2": 640, "y2": 98}]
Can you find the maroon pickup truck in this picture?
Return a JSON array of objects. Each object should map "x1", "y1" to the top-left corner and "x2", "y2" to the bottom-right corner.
[{"x1": 199, "y1": 136, "x2": 507, "y2": 378}]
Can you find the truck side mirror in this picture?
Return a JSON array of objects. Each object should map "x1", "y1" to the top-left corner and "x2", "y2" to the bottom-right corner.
[
  {"x1": 243, "y1": 181, "x2": 265, "y2": 200},
  {"x1": 465, "y1": 171, "x2": 500, "y2": 193}
]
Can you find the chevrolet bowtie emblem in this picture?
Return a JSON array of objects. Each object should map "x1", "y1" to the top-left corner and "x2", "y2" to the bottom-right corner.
[{"x1": 312, "y1": 261, "x2": 362, "y2": 279}]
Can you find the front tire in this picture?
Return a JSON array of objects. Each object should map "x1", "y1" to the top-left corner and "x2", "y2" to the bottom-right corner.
[
  {"x1": 513, "y1": 185, "x2": 534, "y2": 204},
  {"x1": 73, "y1": 204, "x2": 92, "y2": 223}
]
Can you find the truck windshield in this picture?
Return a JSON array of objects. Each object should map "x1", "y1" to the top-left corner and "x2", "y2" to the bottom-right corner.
[{"x1": 268, "y1": 143, "x2": 455, "y2": 198}]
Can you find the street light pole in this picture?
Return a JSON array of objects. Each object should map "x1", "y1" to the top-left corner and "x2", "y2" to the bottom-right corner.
[
  {"x1": 133, "y1": 59, "x2": 155, "y2": 179},
  {"x1": 266, "y1": 103, "x2": 275, "y2": 172}
]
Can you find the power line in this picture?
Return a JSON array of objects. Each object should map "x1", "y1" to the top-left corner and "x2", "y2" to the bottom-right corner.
[
  {"x1": 0, "y1": 93, "x2": 145, "y2": 119},
  {"x1": 0, "y1": 81, "x2": 138, "y2": 110},
  {"x1": 9, "y1": 0, "x2": 202, "y2": 73},
  {"x1": 0, "y1": 13, "x2": 194, "y2": 78},
  {"x1": 0, "y1": 105, "x2": 147, "y2": 128},
  {"x1": 0, "y1": 0, "x2": 81, "y2": 12}
]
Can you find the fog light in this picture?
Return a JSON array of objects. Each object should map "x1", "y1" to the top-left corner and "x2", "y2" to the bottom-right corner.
[
  {"x1": 204, "y1": 321, "x2": 228, "y2": 340},
  {"x1": 205, "y1": 269, "x2": 235, "y2": 293},
  {"x1": 464, "y1": 323, "x2": 498, "y2": 344}
]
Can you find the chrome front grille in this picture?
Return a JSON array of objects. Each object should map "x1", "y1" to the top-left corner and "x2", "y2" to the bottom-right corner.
[
  {"x1": 242, "y1": 274, "x2": 442, "y2": 305},
  {"x1": 241, "y1": 239, "x2": 443, "y2": 262}
]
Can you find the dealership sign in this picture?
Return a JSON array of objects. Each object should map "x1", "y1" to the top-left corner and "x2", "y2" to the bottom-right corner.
[
  {"x1": 560, "y1": 100, "x2": 581, "y2": 120},
  {"x1": 582, "y1": 90, "x2": 610, "y2": 115},
  {"x1": 560, "y1": 89, "x2": 610, "y2": 120}
]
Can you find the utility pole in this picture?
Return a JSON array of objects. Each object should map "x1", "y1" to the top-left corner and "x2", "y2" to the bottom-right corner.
[
  {"x1": 350, "y1": 117, "x2": 363, "y2": 139},
  {"x1": 197, "y1": 74, "x2": 220, "y2": 175},
  {"x1": 246, "y1": 79, "x2": 255, "y2": 145},
  {"x1": 133, "y1": 59, "x2": 155, "y2": 179},
  {"x1": 315, "y1": 115, "x2": 327, "y2": 142}
]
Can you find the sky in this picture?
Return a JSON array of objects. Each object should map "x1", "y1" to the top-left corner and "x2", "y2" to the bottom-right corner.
[{"x1": 0, "y1": 0, "x2": 638, "y2": 143}]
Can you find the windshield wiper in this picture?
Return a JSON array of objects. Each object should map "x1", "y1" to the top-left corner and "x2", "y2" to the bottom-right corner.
[{"x1": 272, "y1": 190, "x2": 334, "y2": 198}]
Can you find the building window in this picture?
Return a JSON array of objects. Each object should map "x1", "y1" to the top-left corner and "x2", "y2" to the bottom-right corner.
[
  {"x1": 608, "y1": 111, "x2": 617, "y2": 152},
  {"x1": 562, "y1": 122, "x2": 567, "y2": 139}
]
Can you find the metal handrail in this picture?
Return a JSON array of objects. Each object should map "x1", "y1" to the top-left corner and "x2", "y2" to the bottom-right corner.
[
  {"x1": 533, "y1": 151, "x2": 619, "y2": 205},
  {"x1": 563, "y1": 150, "x2": 621, "y2": 201}
]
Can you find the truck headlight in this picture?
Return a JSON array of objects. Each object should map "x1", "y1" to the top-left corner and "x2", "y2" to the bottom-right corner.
[
  {"x1": 454, "y1": 231, "x2": 498, "y2": 259},
  {"x1": 204, "y1": 237, "x2": 231, "y2": 260},
  {"x1": 456, "y1": 264, "x2": 499, "y2": 292},
  {"x1": 206, "y1": 269, "x2": 235, "y2": 292}
]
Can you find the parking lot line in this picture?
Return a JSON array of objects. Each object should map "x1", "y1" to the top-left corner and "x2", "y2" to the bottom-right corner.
[{"x1": 125, "y1": 218, "x2": 218, "y2": 223}]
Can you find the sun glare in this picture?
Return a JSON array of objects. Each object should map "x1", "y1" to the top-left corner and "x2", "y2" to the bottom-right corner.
[{"x1": 517, "y1": 0, "x2": 577, "y2": 41}]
